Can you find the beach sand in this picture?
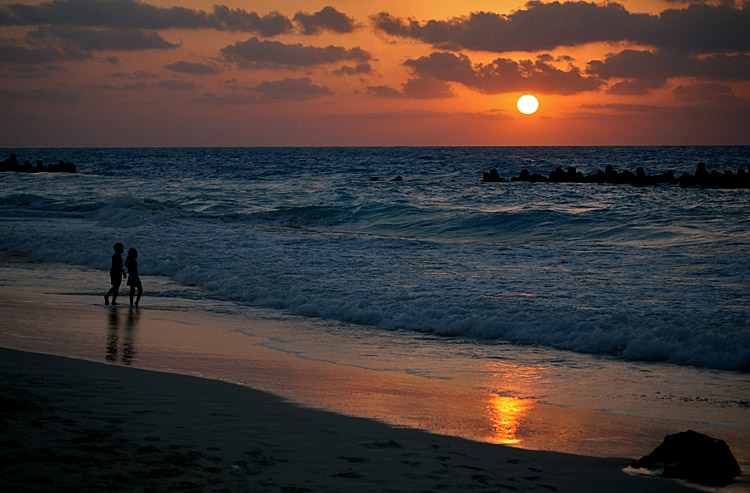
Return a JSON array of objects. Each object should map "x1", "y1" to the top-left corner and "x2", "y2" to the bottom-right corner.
[
  {"x1": 0, "y1": 259, "x2": 746, "y2": 491},
  {"x1": 1, "y1": 347, "x2": 697, "y2": 493}
]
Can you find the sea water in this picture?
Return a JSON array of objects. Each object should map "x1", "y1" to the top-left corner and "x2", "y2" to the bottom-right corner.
[{"x1": 1, "y1": 146, "x2": 748, "y2": 373}]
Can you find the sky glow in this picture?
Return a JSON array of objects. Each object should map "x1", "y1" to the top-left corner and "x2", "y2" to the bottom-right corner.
[{"x1": 1, "y1": 0, "x2": 748, "y2": 146}]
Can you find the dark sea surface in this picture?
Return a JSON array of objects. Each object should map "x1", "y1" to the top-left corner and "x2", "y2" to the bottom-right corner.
[{"x1": 1, "y1": 146, "x2": 749, "y2": 371}]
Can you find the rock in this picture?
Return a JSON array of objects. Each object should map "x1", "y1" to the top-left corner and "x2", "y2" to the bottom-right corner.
[
  {"x1": 392, "y1": 175, "x2": 403, "y2": 182},
  {"x1": 1, "y1": 154, "x2": 76, "y2": 173},
  {"x1": 630, "y1": 430, "x2": 741, "y2": 486},
  {"x1": 482, "y1": 169, "x2": 505, "y2": 182}
]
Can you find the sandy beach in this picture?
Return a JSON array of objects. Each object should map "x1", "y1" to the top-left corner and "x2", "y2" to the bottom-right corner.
[
  {"x1": 2, "y1": 347, "x2": 700, "y2": 493},
  {"x1": 1, "y1": 258, "x2": 747, "y2": 492}
]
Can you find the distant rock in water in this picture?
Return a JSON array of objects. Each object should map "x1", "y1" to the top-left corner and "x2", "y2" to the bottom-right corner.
[
  {"x1": 482, "y1": 169, "x2": 506, "y2": 182},
  {"x1": 630, "y1": 430, "x2": 741, "y2": 486},
  {"x1": 483, "y1": 162, "x2": 749, "y2": 188},
  {"x1": 1, "y1": 154, "x2": 76, "y2": 173}
]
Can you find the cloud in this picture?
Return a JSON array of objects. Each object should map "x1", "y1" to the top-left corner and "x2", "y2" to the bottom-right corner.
[
  {"x1": 404, "y1": 52, "x2": 603, "y2": 95},
  {"x1": 157, "y1": 79, "x2": 197, "y2": 90},
  {"x1": 606, "y1": 78, "x2": 666, "y2": 96},
  {"x1": 0, "y1": 43, "x2": 77, "y2": 64},
  {"x1": 211, "y1": 6, "x2": 292, "y2": 36},
  {"x1": 673, "y1": 81, "x2": 735, "y2": 100},
  {"x1": 367, "y1": 77, "x2": 455, "y2": 99},
  {"x1": 587, "y1": 50, "x2": 750, "y2": 90},
  {"x1": 164, "y1": 61, "x2": 219, "y2": 75},
  {"x1": 372, "y1": 2, "x2": 750, "y2": 54},
  {"x1": 107, "y1": 70, "x2": 157, "y2": 79},
  {"x1": 0, "y1": 1, "x2": 357, "y2": 38},
  {"x1": 252, "y1": 77, "x2": 331, "y2": 100},
  {"x1": 0, "y1": 0, "x2": 216, "y2": 29},
  {"x1": 332, "y1": 62, "x2": 373, "y2": 76},
  {"x1": 293, "y1": 6, "x2": 357, "y2": 35},
  {"x1": 220, "y1": 37, "x2": 371, "y2": 69},
  {"x1": 372, "y1": 3, "x2": 649, "y2": 53},
  {"x1": 366, "y1": 85, "x2": 402, "y2": 98},
  {"x1": 29, "y1": 26, "x2": 178, "y2": 51}
]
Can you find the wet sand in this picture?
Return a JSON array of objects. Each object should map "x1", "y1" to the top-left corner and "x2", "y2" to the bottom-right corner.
[
  {"x1": 0, "y1": 259, "x2": 747, "y2": 491},
  {"x1": 1, "y1": 347, "x2": 698, "y2": 492}
]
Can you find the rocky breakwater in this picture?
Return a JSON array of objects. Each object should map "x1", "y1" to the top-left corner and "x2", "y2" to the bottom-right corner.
[
  {"x1": 1, "y1": 153, "x2": 76, "y2": 173},
  {"x1": 483, "y1": 162, "x2": 749, "y2": 188}
]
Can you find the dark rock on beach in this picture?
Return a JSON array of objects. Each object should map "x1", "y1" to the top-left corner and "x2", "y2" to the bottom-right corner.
[
  {"x1": 630, "y1": 430, "x2": 741, "y2": 486},
  {"x1": 1, "y1": 154, "x2": 76, "y2": 173}
]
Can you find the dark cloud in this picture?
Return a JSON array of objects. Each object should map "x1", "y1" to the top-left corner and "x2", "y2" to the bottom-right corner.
[
  {"x1": 606, "y1": 78, "x2": 666, "y2": 96},
  {"x1": 673, "y1": 81, "x2": 734, "y2": 100},
  {"x1": 587, "y1": 50, "x2": 750, "y2": 87},
  {"x1": 293, "y1": 6, "x2": 357, "y2": 35},
  {"x1": 0, "y1": 25, "x2": 177, "y2": 65},
  {"x1": 0, "y1": 0, "x2": 216, "y2": 30},
  {"x1": 212, "y1": 6, "x2": 292, "y2": 36},
  {"x1": 193, "y1": 77, "x2": 331, "y2": 104},
  {"x1": 252, "y1": 77, "x2": 331, "y2": 100},
  {"x1": 220, "y1": 37, "x2": 371, "y2": 69},
  {"x1": 366, "y1": 85, "x2": 402, "y2": 98},
  {"x1": 372, "y1": 2, "x2": 750, "y2": 55},
  {"x1": 107, "y1": 70, "x2": 157, "y2": 79},
  {"x1": 332, "y1": 62, "x2": 373, "y2": 76},
  {"x1": 164, "y1": 61, "x2": 219, "y2": 75},
  {"x1": 371, "y1": 3, "x2": 648, "y2": 53},
  {"x1": 30, "y1": 26, "x2": 178, "y2": 51},
  {"x1": 366, "y1": 77, "x2": 455, "y2": 99},
  {"x1": 158, "y1": 79, "x2": 197, "y2": 90},
  {"x1": 0, "y1": 43, "x2": 77, "y2": 64},
  {"x1": 0, "y1": 0, "x2": 361, "y2": 38},
  {"x1": 404, "y1": 52, "x2": 603, "y2": 95},
  {"x1": 644, "y1": 3, "x2": 750, "y2": 53}
]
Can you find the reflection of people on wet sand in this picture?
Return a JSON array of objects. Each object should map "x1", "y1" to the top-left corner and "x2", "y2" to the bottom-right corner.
[
  {"x1": 106, "y1": 306, "x2": 139, "y2": 365},
  {"x1": 124, "y1": 248, "x2": 143, "y2": 307},
  {"x1": 104, "y1": 243, "x2": 126, "y2": 305}
]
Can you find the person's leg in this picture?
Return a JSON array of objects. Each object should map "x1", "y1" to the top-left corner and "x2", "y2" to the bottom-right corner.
[
  {"x1": 111, "y1": 282, "x2": 121, "y2": 305},
  {"x1": 135, "y1": 285, "x2": 143, "y2": 307},
  {"x1": 129, "y1": 285, "x2": 135, "y2": 306}
]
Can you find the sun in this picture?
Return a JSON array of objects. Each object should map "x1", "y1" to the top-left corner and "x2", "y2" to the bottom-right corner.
[{"x1": 516, "y1": 94, "x2": 539, "y2": 115}]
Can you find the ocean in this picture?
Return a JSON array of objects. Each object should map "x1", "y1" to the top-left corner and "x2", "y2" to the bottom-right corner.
[{"x1": 1, "y1": 146, "x2": 749, "y2": 374}]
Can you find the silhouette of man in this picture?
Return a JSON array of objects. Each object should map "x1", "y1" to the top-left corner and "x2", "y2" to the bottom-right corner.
[{"x1": 105, "y1": 243, "x2": 126, "y2": 305}]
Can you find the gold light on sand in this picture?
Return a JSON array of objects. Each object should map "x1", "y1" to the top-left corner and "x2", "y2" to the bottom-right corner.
[
  {"x1": 517, "y1": 94, "x2": 539, "y2": 115},
  {"x1": 487, "y1": 395, "x2": 528, "y2": 444}
]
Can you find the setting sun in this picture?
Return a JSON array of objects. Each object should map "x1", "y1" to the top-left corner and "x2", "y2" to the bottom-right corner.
[{"x1": 517, "y1": 94, "x2": 539, "y2": 115}]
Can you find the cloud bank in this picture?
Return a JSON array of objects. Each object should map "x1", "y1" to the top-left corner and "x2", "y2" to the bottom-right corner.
[
  {"x1": 372, "y1": 1, "x2": 750, "y2": 54},
  {"x1": 220, "y1": 38, "x2": 371, "y2": 69}
]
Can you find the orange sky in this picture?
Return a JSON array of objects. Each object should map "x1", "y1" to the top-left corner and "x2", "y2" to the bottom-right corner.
[{"x1": 1, "y1": 0, "x2": 748, "y2": 146}]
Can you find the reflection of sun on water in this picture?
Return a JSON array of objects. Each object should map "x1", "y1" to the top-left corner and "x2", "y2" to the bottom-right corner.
[{"x1": 487, "y1": 395, "x2": 529, "y2": 444}]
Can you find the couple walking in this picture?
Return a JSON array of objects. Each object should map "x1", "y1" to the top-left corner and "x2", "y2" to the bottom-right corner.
[{"x1": 105, "y1": 242, "x2": 143, "y2": 307}]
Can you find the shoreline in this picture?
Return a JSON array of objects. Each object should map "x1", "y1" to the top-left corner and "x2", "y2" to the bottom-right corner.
[
  {"x1": 1, "y1": 347, "x2": 697, "y2": 492},
  {"x1": 1, "y1": 257, "x2": 748, "y2": 490}
]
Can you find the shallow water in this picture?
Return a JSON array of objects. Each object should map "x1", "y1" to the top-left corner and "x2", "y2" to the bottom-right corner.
[
  {"x1": 1, "y1": 147, "x2": 749, "y2": 372},
  {"x1": 1, "y1": 254, "x2": 748, "y2": 467}
]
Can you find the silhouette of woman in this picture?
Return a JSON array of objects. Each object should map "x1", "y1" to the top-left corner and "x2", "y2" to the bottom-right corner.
[{"x1": 124, "y1": 248, "x2": 143, "y2": 307}]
